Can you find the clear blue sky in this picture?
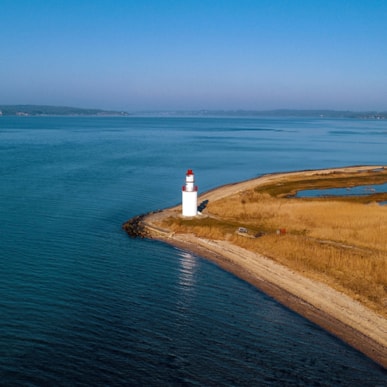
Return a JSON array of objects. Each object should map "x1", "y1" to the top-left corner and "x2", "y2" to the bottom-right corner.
[{"x1": 1, "y1": 0, "x2": 386, "y2": 111}]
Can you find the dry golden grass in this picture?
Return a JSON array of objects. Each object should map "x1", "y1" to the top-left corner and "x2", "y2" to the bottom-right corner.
[
  {"x1": 163, "y1": 216, "x2": 237, "y2": 240},
  {"x1": 162, "y1": 170, "x2": 387, "y2": 316}
]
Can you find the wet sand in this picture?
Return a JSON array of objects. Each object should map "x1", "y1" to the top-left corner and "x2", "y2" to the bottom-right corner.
[{"x1": 133, "y1": 166, "x2": 387, "y2": 369}]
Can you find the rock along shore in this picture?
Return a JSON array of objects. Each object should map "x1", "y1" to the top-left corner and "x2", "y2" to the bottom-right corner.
[{"x1": 123, "y1": 166, "x2": 387, "y2": 369}]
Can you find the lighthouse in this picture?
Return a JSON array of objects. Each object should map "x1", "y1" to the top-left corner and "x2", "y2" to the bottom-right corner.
[{"x1": 182, "y1": 169, "x2": 198, "y2": 216}]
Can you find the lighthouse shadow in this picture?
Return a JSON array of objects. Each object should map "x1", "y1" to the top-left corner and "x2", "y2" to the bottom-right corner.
[{"x1": 197, "y1": 199, "x2": 209, "y2": 213}]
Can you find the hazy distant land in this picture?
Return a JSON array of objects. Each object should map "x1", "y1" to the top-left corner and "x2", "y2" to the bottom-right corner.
[
  {"x1": 0, "y1": 105, "x2": 386, "y2": 119},
  {"x1": 131, "y1": 109, "x2": 387, "y2": 119},
  {"x1": 0, "y1": 105, "x2": 129, "y2": 117},
  {"x1": 184, "y1": 109, "x2": 387, "y2": 119}
]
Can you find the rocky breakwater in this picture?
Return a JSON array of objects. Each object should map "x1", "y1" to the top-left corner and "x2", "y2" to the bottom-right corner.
[
  {"x1": 122, "y1": 210, "x2": 164, "y2": 238},
  {"x1": 122, "y1": 214, "x2": 150, "y2": 238}
]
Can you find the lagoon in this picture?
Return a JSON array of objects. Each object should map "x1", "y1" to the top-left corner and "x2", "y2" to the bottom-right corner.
[{"x1": 296, "y1": 182, "x2": 387, "y2": 198}]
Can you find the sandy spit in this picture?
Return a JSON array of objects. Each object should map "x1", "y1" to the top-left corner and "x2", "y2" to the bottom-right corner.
[{"x1": 140, "y1": 166, "x2": 387, "y2": 369}]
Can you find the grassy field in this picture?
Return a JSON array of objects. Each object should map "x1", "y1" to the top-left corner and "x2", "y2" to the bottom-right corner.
[{"x1": 163, "y1": 169, "x2": 387, "y2": 317}]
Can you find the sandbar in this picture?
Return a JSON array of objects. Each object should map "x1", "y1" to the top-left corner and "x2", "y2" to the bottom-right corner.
[{"x1": 125, "y1": 166, "x2": 387, "y2": 369}]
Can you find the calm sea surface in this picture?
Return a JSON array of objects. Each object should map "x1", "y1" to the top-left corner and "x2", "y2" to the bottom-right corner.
[{"x1": 0, "y1": 116, "x2": 386, "y2": 386}]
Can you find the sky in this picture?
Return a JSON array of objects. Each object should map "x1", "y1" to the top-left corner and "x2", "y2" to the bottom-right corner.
[{"x1": 1, "y1": 0, "x2": 386, "y2": 111}]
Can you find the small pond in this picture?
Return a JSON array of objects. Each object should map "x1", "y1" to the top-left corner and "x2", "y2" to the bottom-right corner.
[{"x1": 296, "y1": 182, "x2": 387, "y2": 200}]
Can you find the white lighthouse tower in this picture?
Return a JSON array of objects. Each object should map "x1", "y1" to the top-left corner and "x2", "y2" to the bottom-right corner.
[{"x1": 182, "y1": 169, "x2": 198, "y2": 217}]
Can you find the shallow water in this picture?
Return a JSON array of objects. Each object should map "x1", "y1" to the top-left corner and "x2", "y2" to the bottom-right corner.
[
  {"x1": 1, "y1": 116, "x2": 386, "y2": 385},
  {"x1": 296, "y1": 182, "x2": 387, "y2": 198}
]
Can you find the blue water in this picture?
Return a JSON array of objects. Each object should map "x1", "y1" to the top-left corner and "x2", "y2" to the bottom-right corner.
[
  {"x1": 297, "y1": 183, "x2": 387, "y2": 198},
  {"x1": 1, "y1": 116, "x2": 386, "y2": 386}
]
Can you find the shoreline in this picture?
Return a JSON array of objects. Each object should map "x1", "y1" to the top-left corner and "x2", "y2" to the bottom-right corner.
[{"x1": 124, "y1": 166, "x2": 387, "y2": 369}]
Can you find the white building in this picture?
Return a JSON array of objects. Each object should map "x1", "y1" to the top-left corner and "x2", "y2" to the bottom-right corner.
[{"x1": 182, "y1": 169, "x2": 198, "y2": 216}]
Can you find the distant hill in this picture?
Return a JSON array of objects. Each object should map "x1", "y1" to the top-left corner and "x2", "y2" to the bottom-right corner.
[{"x1": 0, "y1": 105, "x2": 129, "y2": 116}]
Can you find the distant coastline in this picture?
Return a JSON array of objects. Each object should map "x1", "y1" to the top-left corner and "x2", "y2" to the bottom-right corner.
[
  {"x1": 0, "y1": 105, "x2": 129, "y2": 117},
  {"x1": 131, "y1": 109, "x2": 387, "y2": 120},
  {"x1": 0, "y1": 105, "x2": 386, "y2": 119}
]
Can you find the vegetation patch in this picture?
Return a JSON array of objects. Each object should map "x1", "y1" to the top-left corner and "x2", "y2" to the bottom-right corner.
[
  {"x1": 163, "y1": 168, "x2": 387, "y2": 316},
  {"x1": 162, "y1": 216, "x2": 240, "y2": 239},
  {"x1": 254, "y1": 169, "x2": 387, "y2": 199}
]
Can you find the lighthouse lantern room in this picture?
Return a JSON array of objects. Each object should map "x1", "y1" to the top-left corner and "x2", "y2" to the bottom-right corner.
[{"x1": 182, "y1": 169, "x2": 198, "y2": 216}]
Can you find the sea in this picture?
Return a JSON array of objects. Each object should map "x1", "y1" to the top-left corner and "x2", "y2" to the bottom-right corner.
[{"x1": 0, "y1": 116, "x2": 386, "y2": 386}]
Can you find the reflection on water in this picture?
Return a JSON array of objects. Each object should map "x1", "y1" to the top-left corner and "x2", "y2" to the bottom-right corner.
[
  {"x1": 178, "y1": 251, "x2": 198, "y2": 288},
  {"x1": 177, "y1": 250, "x2": 198, "y2": 313}
]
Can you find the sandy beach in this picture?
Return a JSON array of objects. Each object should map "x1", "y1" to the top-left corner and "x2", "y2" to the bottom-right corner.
[{"x1": 128, "y1": 166, "x2": 387, "y2": 369}]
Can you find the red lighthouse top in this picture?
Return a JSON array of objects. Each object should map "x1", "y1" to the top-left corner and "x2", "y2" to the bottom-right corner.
[{"x1": 182, "y1": 169, "x2": 198, "y2": 192}]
